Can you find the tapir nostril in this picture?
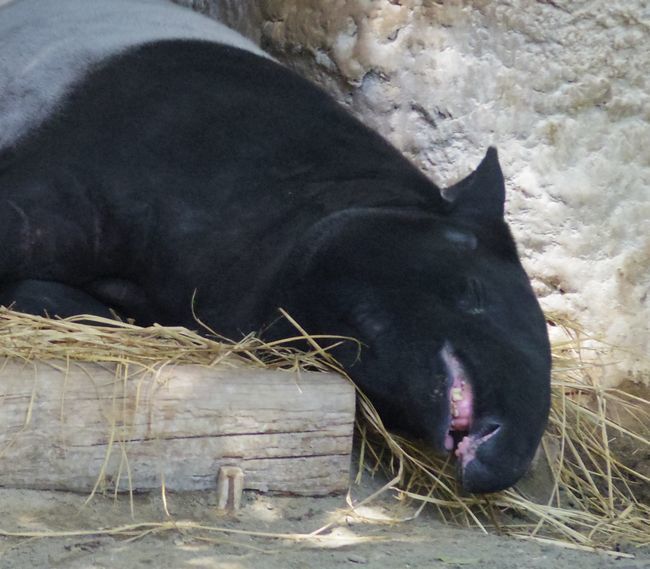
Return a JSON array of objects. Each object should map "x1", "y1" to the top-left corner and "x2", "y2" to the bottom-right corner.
[
  {"x1": 454, "y1": 420, "x2": 502, "y2": 465},
  {"x1": 479, "y1": 422, "x2": 501, "y2": 439}
]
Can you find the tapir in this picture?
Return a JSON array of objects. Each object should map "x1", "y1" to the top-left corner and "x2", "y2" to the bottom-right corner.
[{"x1": 0, "y1": 0, "x2": 551, "y2": 493}]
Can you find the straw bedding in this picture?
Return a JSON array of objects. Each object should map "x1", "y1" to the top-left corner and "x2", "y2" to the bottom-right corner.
[{"x1": 0, "y1": 307, "x2": 647, "y2": 555}]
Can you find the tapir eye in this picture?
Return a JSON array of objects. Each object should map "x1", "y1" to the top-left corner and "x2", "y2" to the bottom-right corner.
[
  {"x1": 349, "y1": 301, "x2": 389, "y2": 338},
  {"x1": 356, "y1": 311, "x2": 388, "y2": 336},
  {"x1": 459, "y1": 277, "x2": 486, "y2": 315}
]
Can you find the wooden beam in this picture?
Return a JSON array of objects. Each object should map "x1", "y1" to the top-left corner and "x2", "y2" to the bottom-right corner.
[{"x1": 0, "y1": 359, "x2": 355, "y2": 495}]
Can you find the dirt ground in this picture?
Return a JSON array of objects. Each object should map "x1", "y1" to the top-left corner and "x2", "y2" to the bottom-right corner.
[{"x1": 1, "y1": 480, "x2": 648, "y2": 569}]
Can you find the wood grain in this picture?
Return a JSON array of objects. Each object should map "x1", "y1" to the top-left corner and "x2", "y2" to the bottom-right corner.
[{"x1": 0, "y1": 359, "x2": 355, "y2": 495}]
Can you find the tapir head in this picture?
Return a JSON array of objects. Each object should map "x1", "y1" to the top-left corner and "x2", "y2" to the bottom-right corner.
[{"x1": 291, "y1": 148, "x2": 551, "y2": 493}]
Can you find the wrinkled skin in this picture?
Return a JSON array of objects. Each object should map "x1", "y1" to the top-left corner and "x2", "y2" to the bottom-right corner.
[{"x1": 0, "y1": 0, "x2": 551, "y2": 493}]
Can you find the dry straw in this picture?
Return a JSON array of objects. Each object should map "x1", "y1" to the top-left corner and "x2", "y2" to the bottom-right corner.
[{"x1": 0, "y1": 307, "x2": 647, "y2": 555}]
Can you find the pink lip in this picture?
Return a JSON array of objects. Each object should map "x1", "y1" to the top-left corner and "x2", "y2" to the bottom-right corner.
[
  {"x1": 440, "y1": 343, "x2": 474, "y2": 455},
  {"x1": 440, "y1": 343, "x2": 503, "y2": 470}
]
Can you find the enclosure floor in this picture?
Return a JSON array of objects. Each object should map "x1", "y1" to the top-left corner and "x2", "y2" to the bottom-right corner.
[{"x1": 0, "y1": 483, "x2": 647, "y2": 568}]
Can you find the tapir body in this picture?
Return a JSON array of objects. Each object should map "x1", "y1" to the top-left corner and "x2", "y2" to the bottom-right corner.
[{"x1": 0, "y1": 0, "x2": 551, "y2": 492}]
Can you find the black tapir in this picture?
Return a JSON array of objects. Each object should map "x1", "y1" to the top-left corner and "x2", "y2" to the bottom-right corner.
[{"x1": 0, "y1": 0, "x2": 551, "y2": 493}]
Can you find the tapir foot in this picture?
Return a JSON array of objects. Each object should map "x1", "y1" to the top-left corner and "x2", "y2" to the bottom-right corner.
[{"x1": 0, "y1": 279, "x2": 116, "y2": 321}]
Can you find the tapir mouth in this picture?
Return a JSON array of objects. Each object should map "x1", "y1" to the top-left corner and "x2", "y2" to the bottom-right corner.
[{"x1": 440, "y1": 343, "x2": 500, "y2": 471}]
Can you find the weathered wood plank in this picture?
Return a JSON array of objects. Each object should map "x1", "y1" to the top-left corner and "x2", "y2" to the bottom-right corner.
[{"x1": 0, "y1": 359, "x2": 355, "y2": 495}]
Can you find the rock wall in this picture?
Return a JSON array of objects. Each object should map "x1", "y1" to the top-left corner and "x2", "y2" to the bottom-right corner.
[{"x1": 177, "y1": 0, "x2": 650, "y2": 385}]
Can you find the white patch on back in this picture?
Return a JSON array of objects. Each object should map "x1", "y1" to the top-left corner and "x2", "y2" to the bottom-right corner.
[{"x1": 0, "y1": 0, "x2": 269, "y2": 150}]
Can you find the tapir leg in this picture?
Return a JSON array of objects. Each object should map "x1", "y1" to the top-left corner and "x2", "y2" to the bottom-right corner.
[{"x1": 0, "y1": 279, "x2": 115, "y2": 320}]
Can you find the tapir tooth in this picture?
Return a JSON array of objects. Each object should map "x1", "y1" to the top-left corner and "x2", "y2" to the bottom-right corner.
[
  {"x1": 451, "y1": 387, "x2": 463, "y2": 401},
  {"x1": 444, "y1": 433, "x2": 454, "y2": 451}
]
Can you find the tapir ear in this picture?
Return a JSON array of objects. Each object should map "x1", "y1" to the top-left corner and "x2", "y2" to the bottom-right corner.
[{"x1": 443, "y1": 147, "x2": 505, "y2": 220}]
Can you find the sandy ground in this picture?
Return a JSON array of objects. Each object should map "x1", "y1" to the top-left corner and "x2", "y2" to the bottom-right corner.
[{"x1": 1, "y1": 481, "x2": 648, "y2": 569}]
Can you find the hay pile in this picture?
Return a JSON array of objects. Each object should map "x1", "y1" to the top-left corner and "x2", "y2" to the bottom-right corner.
[
  {"x1": 0, "y1": 307, "x2": 647, "y2": 555},
  {"x1": 355, "y1": 314, "x2": 650, "y2": 554}
]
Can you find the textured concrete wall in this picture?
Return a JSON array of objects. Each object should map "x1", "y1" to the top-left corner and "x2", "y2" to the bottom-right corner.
[{"x1": 177, "y1": 0, "x2": 650, "y2": 384}]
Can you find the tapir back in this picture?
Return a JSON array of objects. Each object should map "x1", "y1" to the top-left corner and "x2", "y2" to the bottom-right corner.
[{"x1": 0, "y1": 0, "x2": 266, "y2": 151}]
